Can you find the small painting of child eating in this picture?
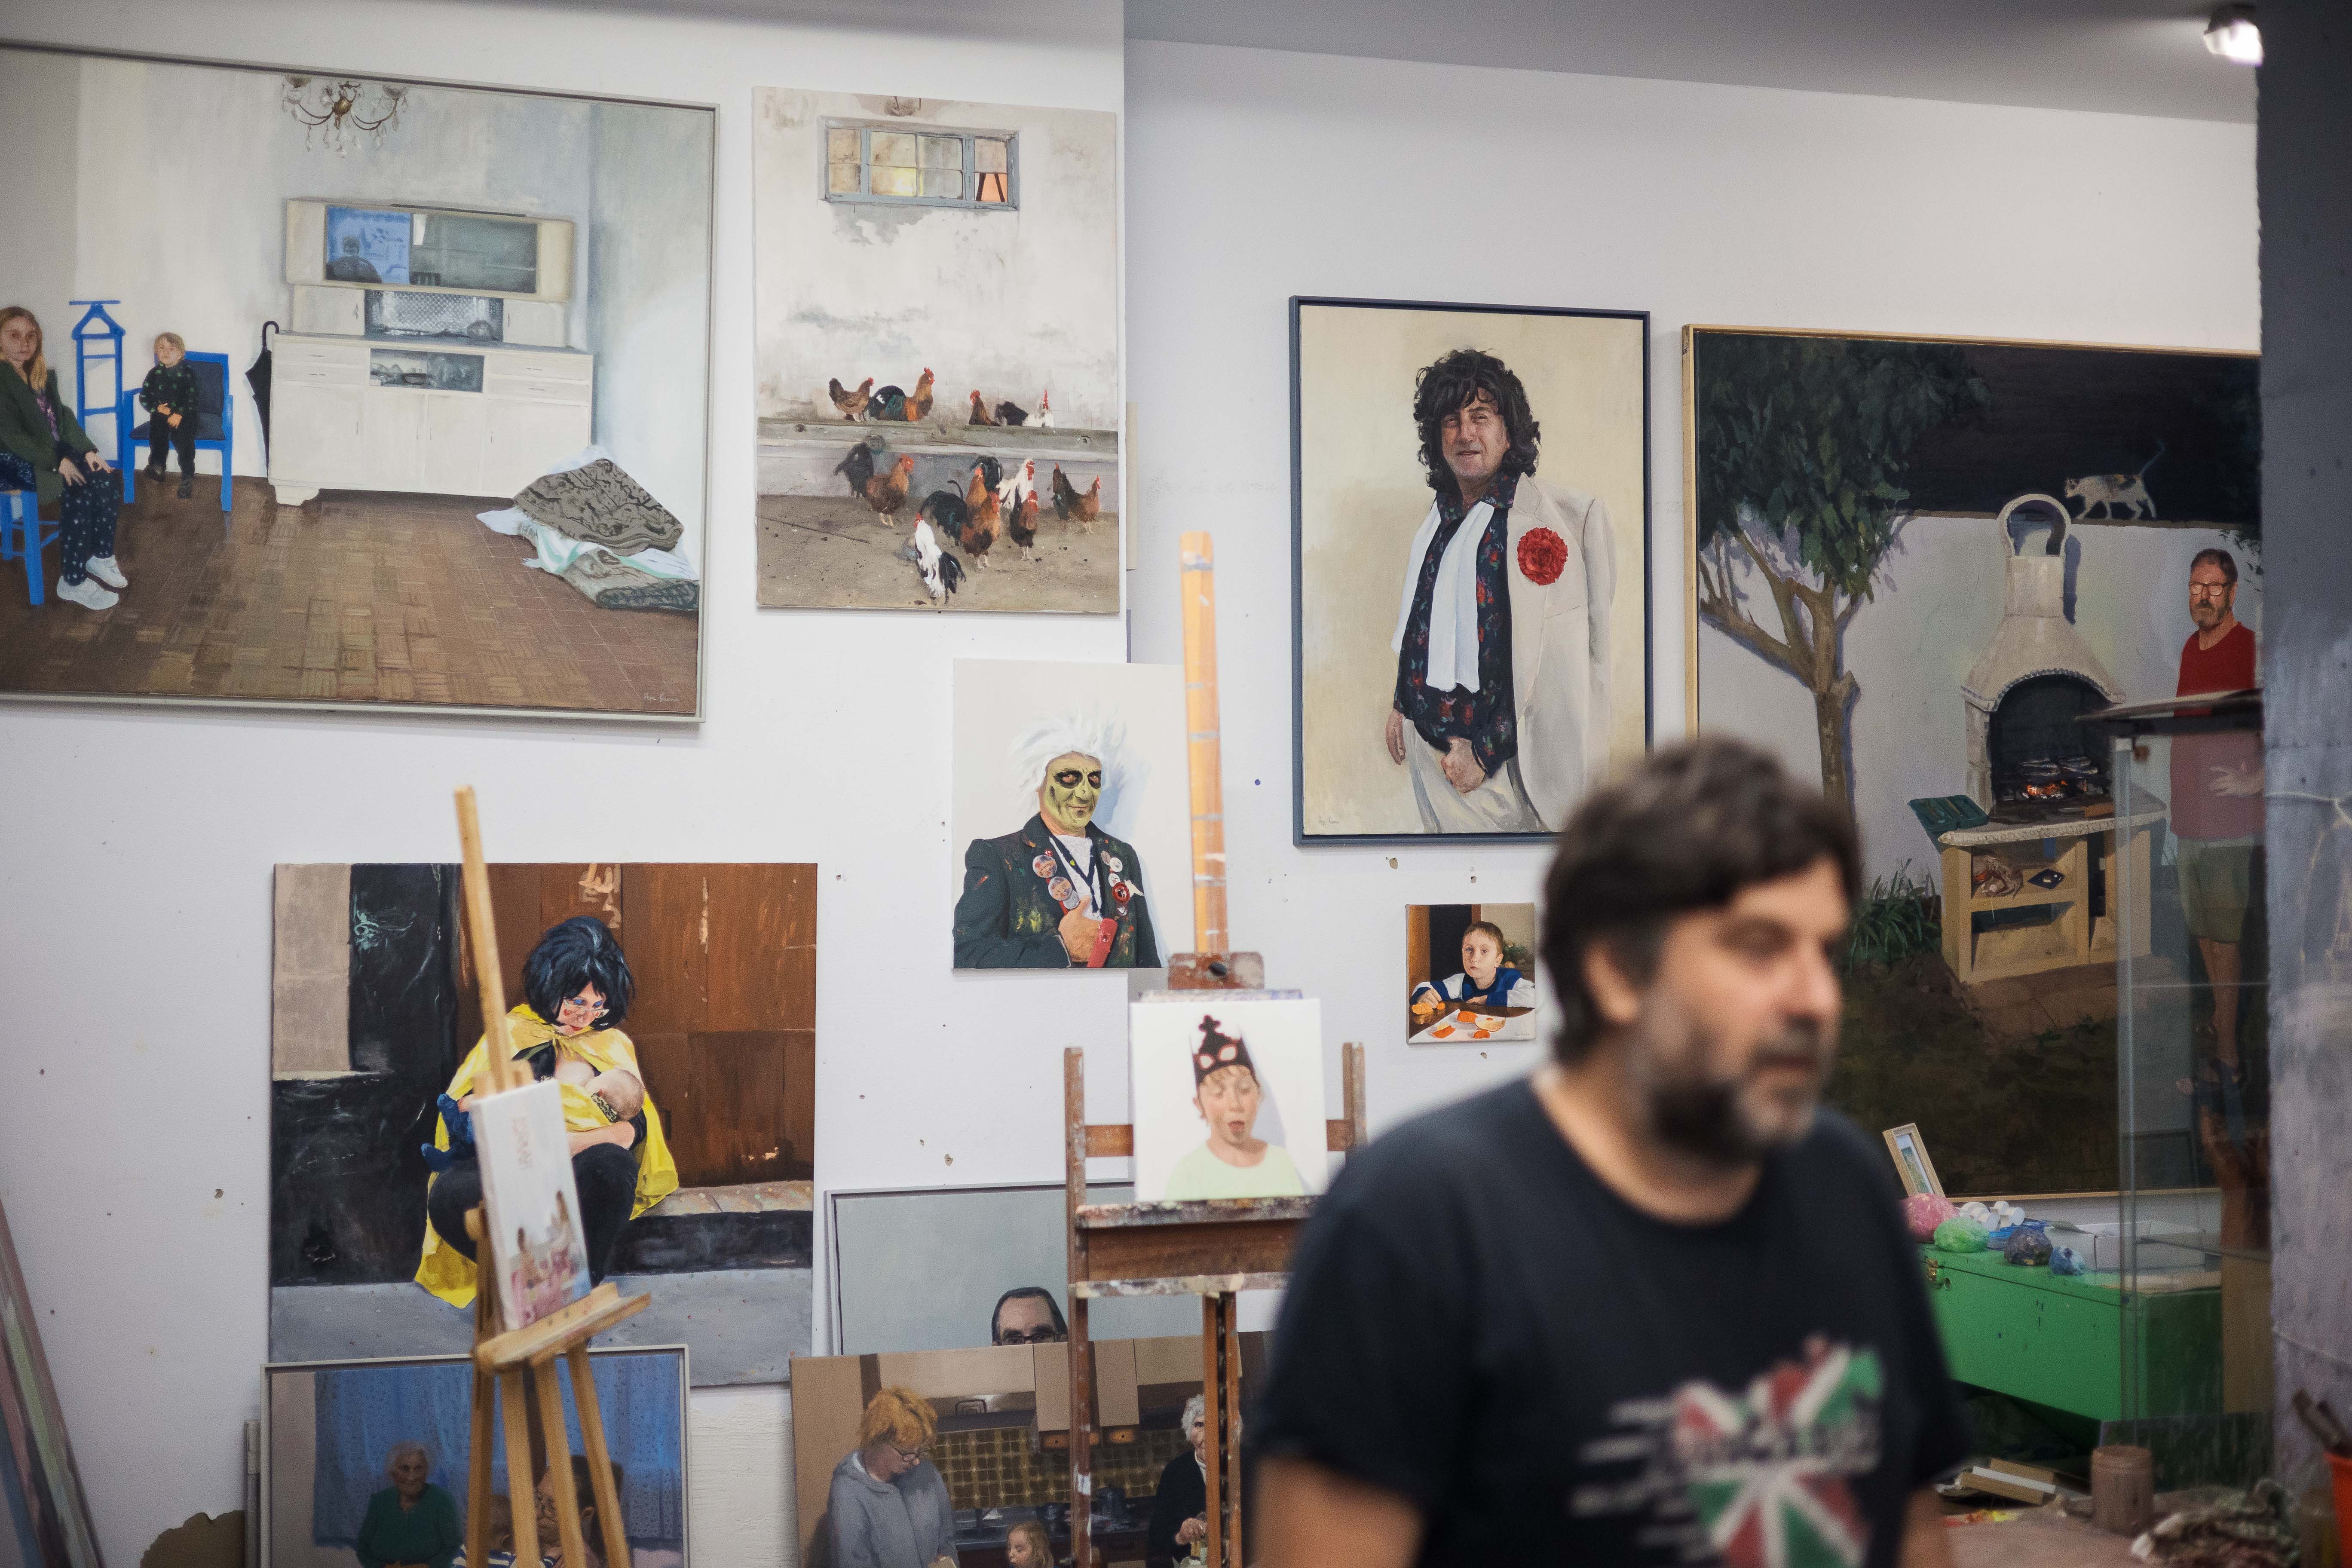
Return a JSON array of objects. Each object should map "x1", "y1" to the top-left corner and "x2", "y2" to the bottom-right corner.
[{"x1": 1406, "y1": 904, "x2": 1539, "y2": 1043}]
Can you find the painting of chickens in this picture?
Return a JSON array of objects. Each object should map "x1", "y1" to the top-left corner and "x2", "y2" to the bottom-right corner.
[{"x1": 753, "y1": 86, "x2": 1120, "y2": 612}]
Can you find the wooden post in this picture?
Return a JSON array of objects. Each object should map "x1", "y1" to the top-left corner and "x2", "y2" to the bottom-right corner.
[
  {"x1": 500, "y1": 1369, "x2": 541, "y2": 1568},
  {"x1": 567, "y1": 1345, "x2": 636, "y2": 1568},
  {"x1": 1201, "y1": 1295, "x2": 1225, "y2": 1568},
  {"x1": 1066, "y1": 1049, "x2": 1094, "y2": 1568},
  {"x1": 532, "y1": 1364, "x2": 592, "y2": 1568},
  {"x1": 1179, "y1": 533, "x2": 1228, "y2": 954},
  {"x1": 1220, "y1": 1293, "x2": 1243, "y2": 1568},
  {"x1": 465, "y1": 1294, "x2": 496, "y2": 1568},
  {"x1": 455, "y1": 786, "x2": 520, "y2": 1095}
]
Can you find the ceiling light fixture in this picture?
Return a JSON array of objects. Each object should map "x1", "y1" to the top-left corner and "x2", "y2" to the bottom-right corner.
[{"x1": 2203, "y1": 4, "x2": 2263, "y2": 66}]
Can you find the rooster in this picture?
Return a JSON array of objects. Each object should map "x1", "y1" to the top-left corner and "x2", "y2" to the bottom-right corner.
[
  {"x1": 1010, "y1": 489, "x2": 1041, "y2": 560},
  {"x1": 963, "y1": 459, "x2": 992, "y2": 515},
  {"x1": 925, "y1": 485, "x2": 1000, "y2": 570},
  {"x1": 1035, "y1": 389, "x2": 1054, "y2": 429},
  {"x1": 906, "y1": 518, "x2": 964, "y2": 602},
  {"x1": 972, "y1": 455, "x2": 1005, "y2": 499},
  {"x1": 994, "y1": 398, "x2": 1029, "y2": 426},
  {"x1": 871, "y1": 383, "x2": 909, "y2": 422},
  {"x1": 1050, "y1": 466, "x2": 1102, "y2": 532},
  {"x1": 827, "y1": 376, "x2": 873, "y2": 421},
  {"x1": 996, "y1": 458, "x2": 1035, "y2": 514},
  {"x1": 863, "y1": 454, "x2": 914, "y2": 519},
  {"x1": 906, "y1": 368, "x2": 935, "y2": 422},
  {"x1": 834, "y1": 440, "x2": 876, "y2": 498},
  {"x1": 967, "y1": 390, "x2": 998, "y2": 427}
]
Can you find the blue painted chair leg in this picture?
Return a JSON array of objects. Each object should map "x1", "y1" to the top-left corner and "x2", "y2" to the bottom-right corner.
[{"x1": 122, "y1": 438, "x2": 139, "y2": 506}]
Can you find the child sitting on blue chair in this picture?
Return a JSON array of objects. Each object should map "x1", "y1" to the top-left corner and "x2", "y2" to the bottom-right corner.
[
  {"x1": 139, "y1": 332, "x2": 202, "y2": 499},
  {"x1": 1409, "y1": 920, "x2": 1536, "y2": 1024}
]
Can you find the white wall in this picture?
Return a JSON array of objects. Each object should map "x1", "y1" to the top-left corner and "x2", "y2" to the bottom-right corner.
[{"x1": 0, "y1": 17, "x2": 2258, "y2": 1568}]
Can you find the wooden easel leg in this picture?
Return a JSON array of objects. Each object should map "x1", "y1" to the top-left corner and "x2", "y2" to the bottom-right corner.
[
  {"x1": 1070, "y1": 1291, "x2": 1094, "y2": 1568},
  {"x1": 567, "y1": 1344, "x2": 634, "y2": 1568},
  {"x1": 1220, "y1": 1293, "x2": 1243, "y2": 1568},
  {"x1": 467, "y1": 1296, "x2": 496, "y2": 1568},
  {"x1": 500, "y1": 1369, "x2": 542, "y2": 1568},
  {"x1": 1201, "y1": 1295, "x2": 1223, "y2": 1568},
  {"x1": 532, "y1": 1361, "x2": 592, "y2": 1568}
]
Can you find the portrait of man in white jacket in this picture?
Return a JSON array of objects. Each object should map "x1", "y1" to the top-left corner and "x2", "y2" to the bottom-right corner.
[{"x1": 1384, "y1": 348, "x2": 1614, "y2": 834}]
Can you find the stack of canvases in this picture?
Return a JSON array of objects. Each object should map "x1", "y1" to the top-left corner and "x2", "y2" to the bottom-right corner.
[{"x1": 479, "y1": 448, "x2": 701, "y2": 612}]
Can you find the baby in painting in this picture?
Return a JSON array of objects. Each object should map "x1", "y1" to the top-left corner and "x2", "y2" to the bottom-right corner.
[
  {"x1": 552, "y1": 1059, "x2": 646, "y2": 1142},
  {"x1": 1410, "y1": 921, "x2": 1536, "y2": 1022},
  {"x1": 1164, "y1": 1017, "x2": 1305, "y2": 1201}
]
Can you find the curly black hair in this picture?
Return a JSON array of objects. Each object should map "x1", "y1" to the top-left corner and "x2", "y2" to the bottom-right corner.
[
  {"x1": 1411, "y1": 348, "x2": 1541, "y2": 497},
  {"x1": 521, "y1": 916, "x2": 635, "y2": 1030}
]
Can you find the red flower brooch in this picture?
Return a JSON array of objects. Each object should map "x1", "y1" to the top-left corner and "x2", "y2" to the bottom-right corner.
[{"x1": 1517, "y1": 527, "x2": 1567, "y2": 586}]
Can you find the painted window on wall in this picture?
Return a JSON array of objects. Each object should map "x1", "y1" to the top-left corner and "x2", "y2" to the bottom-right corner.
[{"x1": 824, "y1": 122, "x2": 1017, "y2": 210}]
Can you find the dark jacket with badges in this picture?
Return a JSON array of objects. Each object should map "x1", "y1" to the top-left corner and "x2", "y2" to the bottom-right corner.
[{"x1": 955, "y1": 813, "x2": 1160, "y2": 969}]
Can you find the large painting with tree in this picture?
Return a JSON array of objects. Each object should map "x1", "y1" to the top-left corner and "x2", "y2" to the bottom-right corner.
[{"x1": 1684, "y1": 326, "x2": 2260, "y2": 1197}]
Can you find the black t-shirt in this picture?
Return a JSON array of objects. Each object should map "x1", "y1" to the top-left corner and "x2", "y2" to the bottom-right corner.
[{"x1": 1252, "y1": 1080, "x2": 1968, "y2": 1568}]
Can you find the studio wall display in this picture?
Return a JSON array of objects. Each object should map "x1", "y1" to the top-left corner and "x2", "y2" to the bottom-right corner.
[
  {"x1": 827, "y1": 1184, "x2": 1198, "y2": 1355},
  {"x1": 949, "y1": 661, "x2": 1191, "y2": 970},
  {"x1": 790, "y1": 1337, "x2": 1264, "y2": 1568},
  {"x1": 1291, "y1": 297, "x2": 1651, "y2": 842},
  {"x1": 0, "y1": 46, "x2": 715, "y2": 718},
  {"x1": 751, "y1": 89, "x2": 1120, "y2": 613},
  {"x1": 1686, "y1": 326, "x2": 2261, "y2": 1195},
  {"x1": 269, "y1": 863, "x2": 816, "y2": 1386},
  {"x1": 264, "y1": 1347, "x2": 687, "y2": 1568},
  {"x1": 1404, "y1": 902, "x2": 1539, "y2": 1043},
  {"x1": 1130, "y1": 996, "x2": 1330, "y2": 1201}
]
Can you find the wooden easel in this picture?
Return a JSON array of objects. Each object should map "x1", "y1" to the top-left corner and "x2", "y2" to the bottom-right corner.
[
  {"x1": 452, "y1": 787, "x2": 647, "y2": 1568},
  {"x1": 1062, "y1": 535, "x2": 1369, "y2": 1568}
]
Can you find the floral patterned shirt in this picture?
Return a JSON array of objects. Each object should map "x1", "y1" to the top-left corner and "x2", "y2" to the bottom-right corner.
[{"x1": 1393, "y1": 470, "x2": 1519, "y2": 777}]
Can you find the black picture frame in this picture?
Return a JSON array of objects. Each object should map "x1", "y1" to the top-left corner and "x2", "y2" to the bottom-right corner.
[{"x1": 1289, "y1": 296, "x2": 1653, "y2": 845}]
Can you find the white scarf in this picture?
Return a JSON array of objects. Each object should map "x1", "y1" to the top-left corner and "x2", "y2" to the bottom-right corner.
[{"x1": 1391, "y1": 499, "x2": 1496, "y2": 693}]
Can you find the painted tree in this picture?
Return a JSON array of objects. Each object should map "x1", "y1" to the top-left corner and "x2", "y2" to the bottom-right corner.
[{"x1": 1693, "y1": 334, "x2": 1991, "y2": 814}]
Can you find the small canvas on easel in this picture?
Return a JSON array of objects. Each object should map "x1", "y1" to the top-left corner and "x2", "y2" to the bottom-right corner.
[
  {"x1": 472, "y1": 1081, "x2": 592, "y2": 1329},
  {"x1": 1131, "y1": 998, "x2": 1330, "y2": 1202}
]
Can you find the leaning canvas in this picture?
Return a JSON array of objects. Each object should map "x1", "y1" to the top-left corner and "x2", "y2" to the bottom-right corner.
[
  {"x1": 471, "y1": 1080, "x2": 593, "y2": 1330},
  {"x1": 270, "y1": 863, "x2": 817, "y2": 1386},
  {"x1": 752, "y1": 89, "x2": 1121, "y2": 612},
  {"x1": 950, "y1": 661, "x2": 1192, "y2": 970},
  {"x1": 0, "y1": 47, "x2": 714, "y2": 719},
  {"x1": 264, "y1": 1347, "x2": 688, "y2": 1568},
  {"x1": 1130, "y1": 997, "x2": 1330, "y2": 1202},
  {"x1": 1686, "y1": 326, "x2": 2261, "y2": 1196},
  {"x1": 1291, "y1": 297, "x2": 1651, "y2": 842}
]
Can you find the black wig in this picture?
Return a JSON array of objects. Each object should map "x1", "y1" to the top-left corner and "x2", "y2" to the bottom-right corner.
[
  {"x1": 1411, "y1": 348, "x2": 1542, "y2": 497},
  {"x1": 521, "y1": 916, "x2": 635, "y2": 1029}
]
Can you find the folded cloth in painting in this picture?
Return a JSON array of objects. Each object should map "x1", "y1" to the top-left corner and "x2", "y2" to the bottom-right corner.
[
  {"x1": 510, "y1": 448, "x2": 684, "y2": 554},
  {"x1": 479, "y1": 446, "x2": 699, "y2": 612}
]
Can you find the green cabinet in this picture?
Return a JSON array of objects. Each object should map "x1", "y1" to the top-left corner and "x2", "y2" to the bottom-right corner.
[{"x1": 1920, "y1": 1246, "x2": 2220, "y2": 1422}]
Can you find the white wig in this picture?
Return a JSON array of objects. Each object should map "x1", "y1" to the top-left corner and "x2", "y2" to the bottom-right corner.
[
  {"x1": 1181, "y1": 1393, "x2": 1206, "y2": 1436},
  {"x1": 386, "y1": 1440, "x2": 430, "y2": 1473},
  {"x1": 1010, "y1": 710, "x2": 1144, "y2": 838}
]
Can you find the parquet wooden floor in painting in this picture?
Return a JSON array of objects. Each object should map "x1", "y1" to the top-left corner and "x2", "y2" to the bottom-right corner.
[{"x1": 0, "y1": 479, "x2": 698, "y2": 714}]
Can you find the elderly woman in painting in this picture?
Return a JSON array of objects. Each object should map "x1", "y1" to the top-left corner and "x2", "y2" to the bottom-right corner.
[
  {"x1": 355, "y1": 1442, "x2": 462, "y2": 1568},
  {"x1": 953, "y1": 714, "x2": 1160, "y2": 969},
  {"x1": 0, "y1": 306, "x2": 125, "y2": 612},
  {"x1": 828, "y1": 1387, "x2": 958, "y2": 1568},
  {"x1": 416, "y1": 917, "x2": 679, "y2": 1312}
]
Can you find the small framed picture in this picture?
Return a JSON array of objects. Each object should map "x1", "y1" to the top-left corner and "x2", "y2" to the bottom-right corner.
[{"x1": 1882, "y1": 1123, "x2": 1943, "y2": 1198}]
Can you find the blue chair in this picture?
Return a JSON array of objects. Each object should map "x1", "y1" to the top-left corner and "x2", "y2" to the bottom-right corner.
[
  {"x1": 120, "y1": 350, "x2": 233, "y2": 512},
  {"x1": 1, "y1": 484, "x2": 61, "y2": 605}
]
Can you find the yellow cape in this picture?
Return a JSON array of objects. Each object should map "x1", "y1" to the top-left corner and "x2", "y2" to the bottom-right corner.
[{"x1": 414, "y1": 1004, "x2": 680, "y2": 1309}]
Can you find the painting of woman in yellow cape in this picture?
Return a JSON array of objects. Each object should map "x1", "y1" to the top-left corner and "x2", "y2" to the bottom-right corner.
[{"x1": 415, "y1": 916, "x2": 678, "y2": 1309}]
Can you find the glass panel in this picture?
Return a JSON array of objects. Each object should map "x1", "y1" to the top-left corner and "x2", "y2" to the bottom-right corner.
[
  {"x1": 920, "y1": 134, "x2": 963, "y2": 168},
  {"x1": 870, "y1": 165, "x2": 919, "y2": 198},
  {"x1": 325, "y1": 206, "x2": 412, "y2": 285},
  {"x1": 975, "y1": 172, "x2": 1009, "y2": 205},
  {"x1": 869, "y1": 132, "x2": 916, "y2": 168},
  {"x1": 2111, "y1": 707, "x2": 2270, "y2": 1488},
  {"x1": 922, "y1": 168, "x2": 963, "y2": 200},
  {"x1": 369, "y1": 349, "x2": 484, "y2": 392},
  {"x1": 828, "y1": 161, "x2": 862, "y2": 195},
  {"x1": 407, "y1": 213, "x2": 539, "y2": 294},
  {"x1": 827, "y1": 128, "x2": 860, "y2": 163},
  {"x1": 974, "y1": 137, "x2": 1008, "y2": 175}
]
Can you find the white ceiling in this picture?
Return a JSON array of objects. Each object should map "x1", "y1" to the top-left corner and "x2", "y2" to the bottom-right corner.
[{"x1": 1123, "y1": 0, "x2": 2259, "y2": 123}]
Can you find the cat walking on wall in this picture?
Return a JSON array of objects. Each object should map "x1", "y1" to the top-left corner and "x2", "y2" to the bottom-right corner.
[{"x1": 2066, "y1": 439, "x2": 2165, "y2": 520}]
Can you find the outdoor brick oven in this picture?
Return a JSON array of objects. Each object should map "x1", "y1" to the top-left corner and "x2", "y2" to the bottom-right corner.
[{"x1": 1961, "y1": 495, "x2": 2122, "y2": 814}]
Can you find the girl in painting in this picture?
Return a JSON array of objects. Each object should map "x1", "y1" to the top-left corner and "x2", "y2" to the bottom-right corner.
[
  {"x1": 0, "y1": 306, "x2": 125, "y2": 611},
  {"x1": 417, "y1": 917, "x2": 678, "y2": 1313}
]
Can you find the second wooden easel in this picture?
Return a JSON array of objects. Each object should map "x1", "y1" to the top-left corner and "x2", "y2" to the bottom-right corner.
[
  {"x1": 452, "y1": 787, "x2": 646, "y2": 1568},
  {"x1": 1062, "y1": 535, "x2": 1369, "y2": 1568}
]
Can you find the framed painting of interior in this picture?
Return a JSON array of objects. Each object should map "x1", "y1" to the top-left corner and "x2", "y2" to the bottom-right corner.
[
  {"x1": 0, "y1": 46, "x2": 714, "y2": 718},
  {"x1": 263, "y1": 1346, "x2": 687, "y2": 1568},
  {"x1": 751, "y1": 89, "x2": 1121, "y2": 612},
  {"x1": 1291, "y1": 298, "x2": 1652, "y2": 842},
  {"x1": 1684, "y1": 326, "x2": 2261, "y2": 1197},
  {"x1": 268, "y1": 863, "x2": 815, "y2": 1386},
  {"x1": 790, "y1": 1336, "x2": 1265, "y2": 1568},
  {"x1": 2, "y1": 1196, "x2": 103, "y2": 1568}
]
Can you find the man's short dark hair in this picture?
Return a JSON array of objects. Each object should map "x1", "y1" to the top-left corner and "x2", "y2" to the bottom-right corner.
[
  {"x1": 1539, "y1": 737, "x2": 1861, "y2": 1064},
  {"x1": 990, "y1": 1285, "x2": 1068, "y2": 1344},
  {"x1": 1411, "y1": 348, "x2": 1541, "y2": 496},
  {"x1": 2191, "y1": 547, "x2": 2239, "y2": 587},
  {"x1": 521, "y1": 916, "x2": 635, "y2": 1029}
]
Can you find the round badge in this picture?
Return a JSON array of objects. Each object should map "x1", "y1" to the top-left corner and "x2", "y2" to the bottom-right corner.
[
  {"x1": 1047, "y1": 876, "x2": 1075, "y2": 902},
  {"x1": 1061, "y1": 893, "x2": 1084, "y2": 912},
  {"x1": 1105, "y1": 854, "x2": 1123, "y2": 874},
  {"x1": 1032, "y1": 854, "x2": 1057, "y2": 879},
  {"x1": 1112, "y1": 882, "x2": 1132, "y2": 906}
]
